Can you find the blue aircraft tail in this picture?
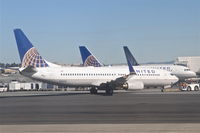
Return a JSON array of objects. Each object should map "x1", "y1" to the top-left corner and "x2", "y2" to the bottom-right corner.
[
  {"x1": 79, "y1": 46, "x2": 102, "y2": 67},
  {"x1": 14, "y1": 29, "x2": 49, "y2": 68},
  {"x1": 123, "y1": 46, "x2": 139, "y2": 66},
  {"x1": 123, "y1": 46, "x2": 137, "y2": 74}
]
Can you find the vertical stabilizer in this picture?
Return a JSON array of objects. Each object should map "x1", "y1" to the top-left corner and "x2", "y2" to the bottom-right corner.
[
  {"x1": 123, "y1": 46, "x2": 139, "y2": 66},
  {"x1": 123, "y1": 46, "x2": 137, "y2": 74},
  {"x1": 79, "y1": 46, "x2": 102, "y2": 67},
  {"x1": 14, "y1": 29, "x2": 49, "y2": 68}
]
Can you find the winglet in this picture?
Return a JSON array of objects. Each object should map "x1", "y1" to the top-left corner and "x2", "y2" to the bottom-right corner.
[
  {"x1": 79, "y1": 46, "x2": 102, "y2": 67},
  {"x1": 123, "y1": 46, "x2": 139, "y2": 66},
  {"x1": 123, "y1": 46, "x2": 136, "y2": 75}
]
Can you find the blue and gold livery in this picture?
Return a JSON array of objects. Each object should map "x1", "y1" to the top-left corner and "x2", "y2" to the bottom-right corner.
[
  {"x1": 79, "y1": 46, "x2": 102, "y2": 67},
  {"x1": 84, "y1": 55, "x2": 101, "y2": 67},
  {"x1": 21, "y1": 47, "x2": 48, "y2": 67},
  {"x1": 14, "y1": 29, "x2": 49, "y2": 68},
  {"x1": 123, "y1": 46, "x2": 139, "y2": 66}
]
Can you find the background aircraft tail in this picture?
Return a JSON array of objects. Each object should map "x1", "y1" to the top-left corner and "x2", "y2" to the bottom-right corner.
[
  {"x1": 123, "y1": 46, "x2": 137, "y2": 74},
  {"x1": 79, "y1": 46, "x2": 102, "y2": 67},
  {"x1": 14, "y1": 29, "x2": 49, "y2": 68},
  {"x1": 123, "y1": 46, "x2": 139, "y2": 66}
]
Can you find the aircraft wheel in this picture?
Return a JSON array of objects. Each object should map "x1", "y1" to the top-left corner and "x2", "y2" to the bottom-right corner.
[
  {"x1": 187, "y1": 86, "x2": 191, "y2": 91},
  {"x1": 106, "y1": 88, "x2": 113, "y2": 96},
  {"x1": 194, "y1": 86, "x2": 199, "y2": 91},
  {"x1": 90, "y1": 87, "x2": 97, "y2": 94}
]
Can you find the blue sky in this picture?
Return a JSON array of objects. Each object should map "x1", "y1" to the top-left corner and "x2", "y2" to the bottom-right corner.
[{"x1": 0, "y1": 0, "x2": 199, "y2": 64}]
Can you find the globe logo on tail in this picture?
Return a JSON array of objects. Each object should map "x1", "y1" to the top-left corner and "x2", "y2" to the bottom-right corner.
[
  {"x1": 22, "y1": 47, "x2": 49, "y2": 68},
  {"x1": 84, "y1": 55, "x2": 101, "y2": 67}
]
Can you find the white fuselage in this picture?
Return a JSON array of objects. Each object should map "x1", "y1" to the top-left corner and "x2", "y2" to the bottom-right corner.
[
  {"x1": 112, "y1": 64, "x2": 196, "y2": 80},
  {"x1": 20, "y1": 66, "x2": 178, "y2": 88},
  {"x1": 140, "y1": 64, "x2": 196, "y2": 80}
]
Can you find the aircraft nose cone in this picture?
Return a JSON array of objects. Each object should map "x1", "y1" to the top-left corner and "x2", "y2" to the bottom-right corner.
[
  {"x1": 191, "y1": 71, "x2": 197, "y2": 77},
  {"x1": 184, "y1": 71, "x2": 196, "y2": 79}
]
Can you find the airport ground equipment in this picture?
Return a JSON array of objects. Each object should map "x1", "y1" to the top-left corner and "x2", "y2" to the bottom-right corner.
[
  {"x1": 0, "y1": 84, "x2": 7, "y2": 92},
  {"x1": 179, "y1": 82, "x2": 199, "y2": 91}
]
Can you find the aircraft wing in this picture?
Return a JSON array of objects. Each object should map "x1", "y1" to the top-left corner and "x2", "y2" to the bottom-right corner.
[
  {"x1": 97, "y1": 46, "x2": 138, "y2": 89},
  {"x1": 97, "y1": 73, "x2": 136, "y2": 90},
  {"x1": 114, "y1": 73, "x2": 135, "y2": 84},
  {"x1": 100, "y1": 45, "x2": 138, "y2": 89}
]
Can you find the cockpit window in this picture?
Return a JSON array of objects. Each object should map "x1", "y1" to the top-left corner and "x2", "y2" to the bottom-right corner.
[{"x1": 184, "y1": 69, "x2": 190, "y2": 71}]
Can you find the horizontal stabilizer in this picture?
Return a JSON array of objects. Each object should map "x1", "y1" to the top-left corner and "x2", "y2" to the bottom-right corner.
[{"x1": 19, "y1": 66, "x2": 37, "y2": 74}]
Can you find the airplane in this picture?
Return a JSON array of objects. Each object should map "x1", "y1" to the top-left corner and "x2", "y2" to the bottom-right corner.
[
  {"x1": 79, "y1": 46, "x2": 196, "y2": 80},
  {"x1": 14, "y1": 29, "x2": 178, "y2": 95},
  {"x1": 123, "y1": 46, "x2": 196, "y2": 80}
]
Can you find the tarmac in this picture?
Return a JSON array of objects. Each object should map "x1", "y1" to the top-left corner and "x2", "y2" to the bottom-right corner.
[
  {"x1": 1, "y1": 124, "x2": 200, "y2": 133},
  {"x1": 1, "y1": 89, "x2": 200, "y2": 132}
]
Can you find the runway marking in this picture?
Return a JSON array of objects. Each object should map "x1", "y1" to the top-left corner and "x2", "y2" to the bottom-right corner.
[{"x1": 1, "y1": 124, "x2": 200, "y2": 133}]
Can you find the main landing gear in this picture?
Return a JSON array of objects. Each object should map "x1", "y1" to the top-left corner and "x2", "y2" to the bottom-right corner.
[
  {"x1": 90, "y1": 87, "x2": 97, "y2": 94},
  {"x1": 105, "y1": 84, "x2": 114, "y2": 96},
  {"x1": 90, "y1": 84, "x2": 114, "y2": 96},
  {"x1": 105, "y1": 88, "x2": 113, "y2": 96}
]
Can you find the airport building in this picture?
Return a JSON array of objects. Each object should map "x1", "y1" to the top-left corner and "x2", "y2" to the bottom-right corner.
[
  {"x1": 2, "y1": 69, "x2": 18, "y2": 74},
  {"x1": 175, "y1": 56, "x2": 200, "y2": 75},
  {"x1": 0, "y1": 72, "x2": 86, "y2": 92},
  {"x1": 8, "y1": 81, "x2": 47, "y2": 91}
]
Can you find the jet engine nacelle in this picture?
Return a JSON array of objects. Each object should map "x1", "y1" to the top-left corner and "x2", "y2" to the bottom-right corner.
[{"x1": 123, "y1": 81, "x2": 144, "y2": 90}]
